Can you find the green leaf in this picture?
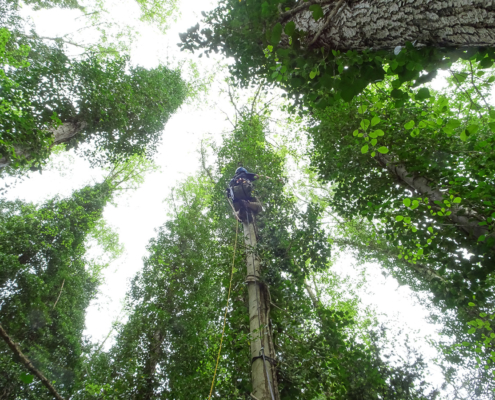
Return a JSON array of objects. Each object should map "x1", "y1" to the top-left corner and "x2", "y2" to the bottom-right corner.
[
  {"x1": 404, "y1": 120, "x2": 415, "y2": 130},
  {"x1": 361, "y1": 144, "x2": 369, "y2": 154},
  {"x1": 479, "y1": 58, "x2": 494, "y2": 69},
  {"x1": 373, "y1": 129, "x2": 384, "y2": 137},
  {"x1": 411, "y1": 200, "x2": 419, "y2": 210},
  {"x1": 377, "y1": 146, "x2": 389, "y2": 154},
  {"x1": 309, "y1": 70, "x2": 317, "y2": 79},
  {"x1": 467, "y1": 124, "x2": 479, "y2": 135},
  {"x1": 469, "y1": 302, "x2": 476, "y2": 306},
  {"x1": 261, "y1": 1, "x2": 270, "y2": 17},
  {"x1": 352, "y1": 129, "x2": 358, "y2": 136},
  {"x1": 453, "y1": 72, "x2": 468, "y2": 82},
  {"x1": 396, "y1": 215, "x2": 404, "y2": 222},
  {"x1": 271, "y1": 23, "x2": 283, "y2": 45},
  {"x1": 488, "y1": 122, "x2": 495, "y2": 133},
  {"x1": 428, "y1": 226, "x2": 433, "y2": 233},
  {"x1": 443, "y1": 119, "x2": 461, "y2": 135},
  {"x1": 371, "y1": 116, "x2": 380, "y2": 126},
  {"x1": 371, "y1": 139, "x2": 377, "y2": 146},
  {"x1": 453, "y1": 197, "x2": 461, "y2": 204},
  {"x1": 360, "y1": 119, "x2": 370, "y2": 131},
  {"x1": 416, "y1": 87, "x2": 430, "y2": 100},
  {"x1": 358, "y1": 104, "x2": 367, "y2": 114},
  {"x1": 20, "y1": 373, "x2": 34, "y2": 384},
  {"x1": 403, "y1": 198, "x2": 411, "y2": 207},
  {"x1": 460, "y1": 130, "x2": 468, "y2": 141},
  {"x1": 284, "y1": 21, "x2": 296, "y2": 36},
  {"x1": 309, "y1": 4, "x2": 324, "y2": 21}
]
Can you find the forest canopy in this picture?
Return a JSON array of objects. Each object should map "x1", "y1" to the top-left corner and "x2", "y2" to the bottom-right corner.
[{"x1": 1, "y1": 0, "x2": 495, "y2": 399}]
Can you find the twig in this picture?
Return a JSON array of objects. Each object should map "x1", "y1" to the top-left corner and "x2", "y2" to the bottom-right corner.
[
  {"x1": 200, "y1": 141, "x2": 216, "y2": 185},
  {"x1": 227, "y1": 84, "x2": 241, "y2": 118},
  {"x1": 307, "y1": 0, "x2": 345, "y2": 48},
  {"x1": 0, "y1": 324, "x2": 67, "y2": 400},
  {"x1": 449, "y1": 69, "x2": 483, "y2": 119},
  {"x1": 250, "y1": 83, "x2": 263, "y2": 115},
  {"x1": 469, "y1": 60, "x2": 492, "y2": 112},
  {"x1": 52, "y1": 279, "x2": 65, "y2": 309},
  {"x1": 278, "y1": 0, "x2": 334, "y2": 23}
]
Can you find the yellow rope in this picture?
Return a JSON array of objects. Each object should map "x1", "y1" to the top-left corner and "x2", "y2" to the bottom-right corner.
[{"x1": 208, "y1": 219, "x2": 239, "y2": 400}]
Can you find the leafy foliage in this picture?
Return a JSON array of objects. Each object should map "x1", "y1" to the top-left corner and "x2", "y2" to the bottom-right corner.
[
  {"x1": 73, "y1": 110, "x2": 438, "y2": 399},
  {"x1": 179, "y1": 0, "x2": 495, "y2": 109},
  {"x1": 0, "y1": 183, "x2": 114, "y2": 399}
]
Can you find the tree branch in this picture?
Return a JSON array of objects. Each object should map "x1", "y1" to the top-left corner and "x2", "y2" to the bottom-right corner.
[
  {"x1": 0, "y1": 324, "x2": 67, "y2": 400},
  {"x1": 307, "y1": 0, "x2": 345, "y2": 48},
  {"x1": 278, "y1": 0, "x2": 335, "y2": 23},
  {"x1": 52, "y1": 279, "x2": 65, "y2": 309},
  {"x1": 469, "y1": 60, "x2": 492, "y2": 112}
]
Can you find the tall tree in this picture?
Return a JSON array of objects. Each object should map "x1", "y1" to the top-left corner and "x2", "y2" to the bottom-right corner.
[
  {"x1": 0, "y1": 1, "x2": 188, "y2": 172},
  {"x1": 179, "y1": 3, "x2": 495, "y2": 394},
  {"x1": 75, "y1": 107, "x2": 438, "y2": 400},
  {"x1": 0, "y1": 155, "x2": 157, "y2": 399},
  {"x1": 0, "y1": 182, "x2": 115, "y2": 399}
]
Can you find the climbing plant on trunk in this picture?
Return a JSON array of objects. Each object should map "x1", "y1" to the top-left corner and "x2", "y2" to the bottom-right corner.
[{"x1": 75, "y1": 107, "x2": 438, "y2": 400}]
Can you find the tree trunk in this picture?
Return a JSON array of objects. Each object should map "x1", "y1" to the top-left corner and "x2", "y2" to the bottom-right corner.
[
  {"x1": 375, "y1": 152, "x2": 494, "y2": 244},
  {"x1": 0, "y1": 121, "x2": 85, "y2": 169},
  {"x1": 242, "y1": 213, "x2": 279, "y2": 400},
  {"x1": 289, "y1": 0, "x2": 495, "y2": 50},
  {"x1": 139, "y1": 329, "x2": 164, "y2": 400}
]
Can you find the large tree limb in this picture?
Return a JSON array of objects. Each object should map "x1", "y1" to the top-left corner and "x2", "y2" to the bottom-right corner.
[
  {"x1": 0, "y1": 324, "x2": 67, "y2": 400},
  {"x1": 0, "y1": 121, "x2": 86, "y2": 169},
  {"x1": 375, "y1": 153, "x2": 493, "y2": 243},
  {"x1": 292, "y1": 0, "x2": 495, "y2": 50}
]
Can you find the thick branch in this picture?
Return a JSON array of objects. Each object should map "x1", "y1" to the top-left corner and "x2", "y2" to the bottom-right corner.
[
  {"x1": 0, "y1": 324, "x2": 67, "y2": 400},
  {"x1": 307, "y1": 0, "x2": 345, "y2": 48},
  {"x1": 292, "y1": 0, "x2": 495, "y2": 51},
  {"x1": 375, "y1": 153, "x2": 493, "y2": 244}
]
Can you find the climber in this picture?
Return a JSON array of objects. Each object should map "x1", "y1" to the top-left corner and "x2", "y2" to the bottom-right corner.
[{"x1": 227, "y1": 166, "x2": 263, "y2": 221}]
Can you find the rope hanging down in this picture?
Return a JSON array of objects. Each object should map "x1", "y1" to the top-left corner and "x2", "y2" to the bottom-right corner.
[{"x1": 208, "y1": 219, "x2": 239, "y2": 400}]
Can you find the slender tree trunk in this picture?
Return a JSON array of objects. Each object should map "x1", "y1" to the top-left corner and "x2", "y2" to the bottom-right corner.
[
  {"x1": 288, "y1": 0, "x2": 495, "y2": 50},
  {"x1": 139, "y1": 329, "x2": 164, "y2": 400},
  {"x1": 0, "y1": 121, "x2": 86, "y2": 168},
  {"x1": 242, "y1": 213, "x2": 280, "y2": 400},
  {"x1": 375, "y1": 153, "x2": 494, "y2": 244}
]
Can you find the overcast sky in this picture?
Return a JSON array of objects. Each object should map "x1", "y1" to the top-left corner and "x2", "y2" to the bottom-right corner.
[{"x1": 6, "y1": 0, "x2": 447, "y2": 390}]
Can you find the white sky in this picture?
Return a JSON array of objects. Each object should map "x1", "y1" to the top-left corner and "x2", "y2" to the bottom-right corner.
[{"x1": 6, "y1": 0, "x2": 447, "y2": 392}]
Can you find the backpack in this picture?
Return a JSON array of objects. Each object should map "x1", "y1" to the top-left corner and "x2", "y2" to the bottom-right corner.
[{"x1": 231, "y1": 179, "x2": 253, "y2": 200}]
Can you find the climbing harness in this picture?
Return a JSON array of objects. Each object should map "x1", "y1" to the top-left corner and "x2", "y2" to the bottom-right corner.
[{"x1": 208, "y1": 219, "x2": 239, "y2": 400}]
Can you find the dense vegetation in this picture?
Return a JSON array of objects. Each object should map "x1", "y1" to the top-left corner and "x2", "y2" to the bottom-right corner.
[{"x1": 1, "y1": 0, "x2": 495, "y2": 399}]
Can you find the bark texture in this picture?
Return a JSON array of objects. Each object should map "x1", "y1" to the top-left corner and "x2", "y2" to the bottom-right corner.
[
  {"x1": 292, "y1": 0, "x2": 495, "y2": 50},
  {"x1": 375, "y1": 153, "x2": 494, "y2": 243},
  {"x1": 242, "y1": 214, "x2": 280, "y2": 400}
]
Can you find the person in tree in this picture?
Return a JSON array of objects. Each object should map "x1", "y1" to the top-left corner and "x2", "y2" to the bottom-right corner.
[{"x1": 227, "y1": 166, "x2": 262, "y2": 221}]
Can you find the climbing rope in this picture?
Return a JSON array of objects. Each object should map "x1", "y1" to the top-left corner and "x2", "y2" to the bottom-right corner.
[{"x1": 208, "y1": 219, "x2": 239, "y2": 400}]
